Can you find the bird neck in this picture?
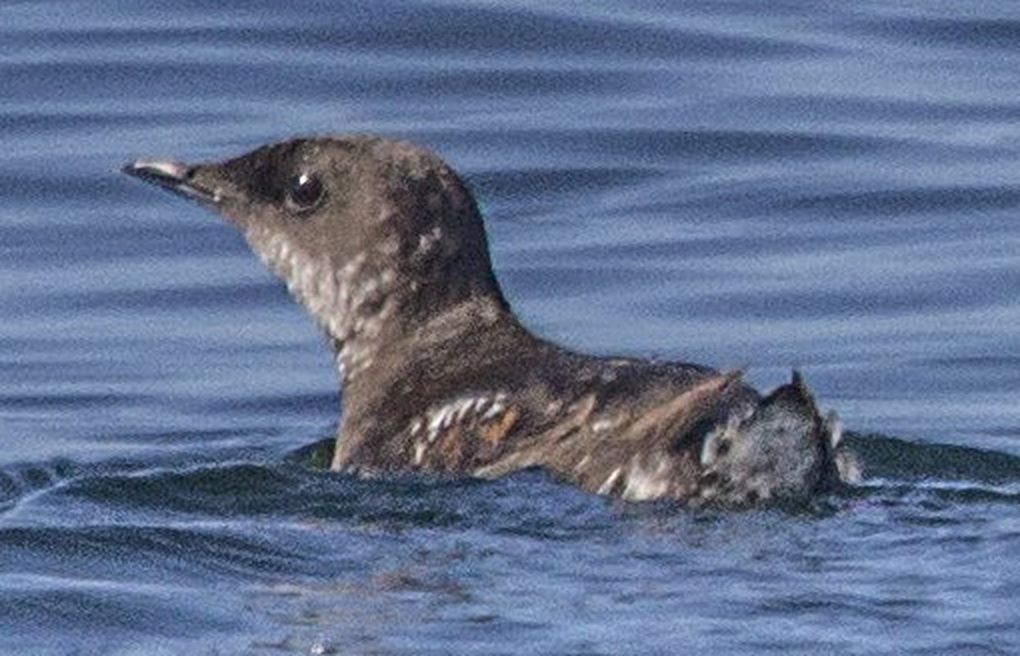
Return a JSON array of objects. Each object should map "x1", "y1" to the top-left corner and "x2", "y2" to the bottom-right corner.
[{"x1": 328, "y1": 287, "x2": 531, "y2": 472}]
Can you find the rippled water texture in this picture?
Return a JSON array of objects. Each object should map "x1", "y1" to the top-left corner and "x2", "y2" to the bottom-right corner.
[{"x1": 2, "y1": 1, "x2": 1020, "y2": 653}]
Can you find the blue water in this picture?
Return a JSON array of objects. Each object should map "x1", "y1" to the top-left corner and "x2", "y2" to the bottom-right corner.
[{"x1": 3, "y1": 1, "x2": 1020, "y2": 653}]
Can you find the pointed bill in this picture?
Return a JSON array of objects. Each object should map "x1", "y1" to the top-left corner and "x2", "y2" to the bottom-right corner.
[{"x1": 122, "y1": 159, "x2": 220, "y2": 204}]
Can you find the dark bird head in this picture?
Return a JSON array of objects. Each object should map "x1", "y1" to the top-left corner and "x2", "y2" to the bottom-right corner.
[{"x1": 124, "y1": 136, "x2": 509, "y2": 380}]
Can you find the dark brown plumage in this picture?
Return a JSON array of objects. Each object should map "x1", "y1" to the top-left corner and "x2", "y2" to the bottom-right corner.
[{"x1": 124, "y1": 135, "x2": 859, "y2": 505}]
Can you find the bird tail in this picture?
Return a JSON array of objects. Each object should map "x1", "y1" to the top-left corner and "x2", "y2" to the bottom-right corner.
[{"x1": 699, "y1": 370, "x2": 860, "y2": 504}]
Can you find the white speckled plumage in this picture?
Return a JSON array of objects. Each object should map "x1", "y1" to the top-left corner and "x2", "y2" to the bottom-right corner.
[{"x1": 124, "y1": 134, "x2": 859, "y2": 505}]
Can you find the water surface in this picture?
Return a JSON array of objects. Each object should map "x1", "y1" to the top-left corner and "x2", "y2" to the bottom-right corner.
[{"x1": 2, "y1": 1, "x2": 1020, "y2": 653}]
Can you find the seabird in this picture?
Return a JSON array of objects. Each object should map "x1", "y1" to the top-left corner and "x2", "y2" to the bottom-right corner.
[{"x1": 123, "y1": 135, "x2": 859, "y2": 505}]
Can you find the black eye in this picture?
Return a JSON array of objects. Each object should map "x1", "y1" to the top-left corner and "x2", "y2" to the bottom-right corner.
[{"x1": 286, "y1": 172, "x2": 324, "y2": 213}]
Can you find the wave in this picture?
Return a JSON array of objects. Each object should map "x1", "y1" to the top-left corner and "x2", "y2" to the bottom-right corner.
[{"x1": 844, "y1": 432, "x2": 1020, "y2": 503}]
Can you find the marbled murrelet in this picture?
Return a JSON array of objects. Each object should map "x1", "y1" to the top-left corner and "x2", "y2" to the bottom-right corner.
[{"x1": 124, "y1": 135, "x2": 859, "y2": 505}]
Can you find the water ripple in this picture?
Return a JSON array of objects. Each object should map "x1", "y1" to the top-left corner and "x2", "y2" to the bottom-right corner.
[{"x1": 5, "y1": 0, "x2": 1020, "y2": 653}]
